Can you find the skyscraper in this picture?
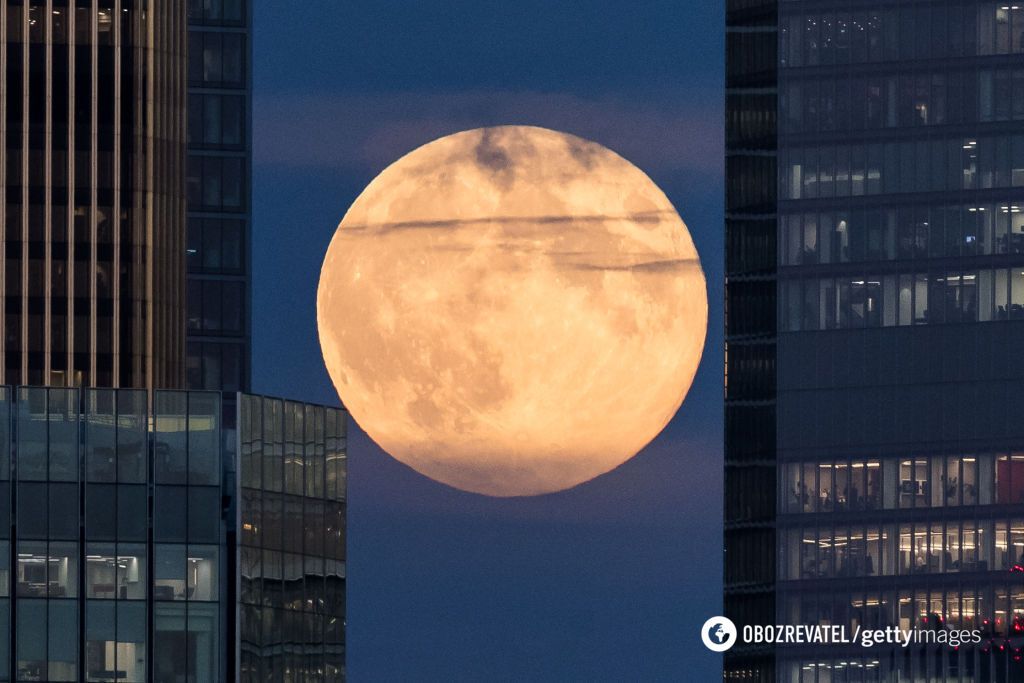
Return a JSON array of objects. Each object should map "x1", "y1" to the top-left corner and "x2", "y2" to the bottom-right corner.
[
  {"x1": 2, "y1": 1, "x2": 187, "y2": 390},
  {"x1": 727, "y1": 1, "x2": 1024, "y2": 680},
  {"x1": 0, "y1": 3, "x2": 347, "y2": 680},
  {"x1": 185, "y1": 0, "x2": 250, "y2": 392}
]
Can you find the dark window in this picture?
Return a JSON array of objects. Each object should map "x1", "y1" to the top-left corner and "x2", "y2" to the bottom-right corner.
[
  {"x1": 86, "y1": 484, "x2": 117, "y2": 541},
  {"x1": 17, "y1": 483, "x2": 47, "y2": 539},
  {"x1": 117, "y1": 485, "x2": 148, "y2": 541},
  {"x1": 187, "y1": 487, "x2": 220, "y2": 543},
  {"x1": 154, "y1": 487, "x2": 187, "y2": 542}
]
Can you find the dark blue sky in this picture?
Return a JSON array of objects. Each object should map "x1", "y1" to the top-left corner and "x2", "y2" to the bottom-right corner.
[{"x1": 250, "y1": 2, "x2": 725, "y2": 679}]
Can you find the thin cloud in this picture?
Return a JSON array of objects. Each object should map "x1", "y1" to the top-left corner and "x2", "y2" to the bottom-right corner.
[
  {"x1": 254, "y1": 90, "x2": 723, "y2": 177},
  {"x1": 334, "y1": 210, "x2": 678, "y2": 234}
]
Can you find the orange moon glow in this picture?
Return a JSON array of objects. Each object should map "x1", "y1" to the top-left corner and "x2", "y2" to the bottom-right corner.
[{"x1": 317, "y1": 126, "x2": 707, "y2": 497}]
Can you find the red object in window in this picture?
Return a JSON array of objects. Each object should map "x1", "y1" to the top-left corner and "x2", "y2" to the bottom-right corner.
[{"x1": 997, "y1": 459, "x2": 1024, "y2": 503}]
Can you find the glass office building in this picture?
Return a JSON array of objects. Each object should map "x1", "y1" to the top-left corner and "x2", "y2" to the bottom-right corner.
[
  {"x1": 185, "y1": 0, "x2": 250, "y2": 392},
  {"x1": 728, "y1": 1, "x2": 1024, "y2": 681},
  {"x1": 1, "y1": 1, "x2": 188, "y2": 390},
  {"x1": 0, "y1": 385, "x2": 345, "y2": 682}
]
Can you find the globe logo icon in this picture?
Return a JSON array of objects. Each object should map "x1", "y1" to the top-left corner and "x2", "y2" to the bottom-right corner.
[{"x1": 701, "y1": 616, "x2": 737, "y2": 652}]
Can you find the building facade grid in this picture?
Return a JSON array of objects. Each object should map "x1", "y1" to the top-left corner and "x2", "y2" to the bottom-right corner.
[
  {"x1": 0, "y1": 385, "x2": 345, "y2": 682},
  {"x1": 185, "y1": 0, "x2": 250, "y2": 393},
  {"x1": 755, "y1": 1, "x2": 1024, "y2": 681}
]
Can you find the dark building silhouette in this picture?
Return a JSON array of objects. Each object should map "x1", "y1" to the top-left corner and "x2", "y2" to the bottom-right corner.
[
  {"x1": 1, "y1": 2, "x2": 345, "y2": 681},
  {"x1": 185, "y1": 0, "x2": 250, "y2": 392},
  {"x1": 2, "y1": 1, "x2": 187, "y2": 390},
  {"x1": 727, "y1": 1, "x2": 1024, "y2": 680},
  {"x1": 724, "y1": 0, "x2": 778, "y2": 680}
]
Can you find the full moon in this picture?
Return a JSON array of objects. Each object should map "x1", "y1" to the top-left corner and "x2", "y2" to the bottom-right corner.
[{"x1": 317, "y1": 126, "x2": 707, "y2": 497}]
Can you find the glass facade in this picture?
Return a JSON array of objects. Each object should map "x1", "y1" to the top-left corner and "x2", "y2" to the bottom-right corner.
[
  {"x1": 0, "y1": 385, "x2": 345, "y2": 681},
  {"x1": 185, "y1": 0, "x2": 250, "y2": 392},
  {"x1": 1, "y1": 1, "x2": 188, "y2": 390},
  {"x1": 238, "y1": 395, "x2": 347, "y2": 682},
  {"x1": 725, "y1": 0, "x2": 1024, "y2": 680},
  {"x1": 725, "y1": 0, "x2": 778, "y2": 681}
]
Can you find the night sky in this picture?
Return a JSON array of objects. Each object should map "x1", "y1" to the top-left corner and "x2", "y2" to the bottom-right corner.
[{"x1": 250, "y1": 2, "x2": 724, "y2": 679}]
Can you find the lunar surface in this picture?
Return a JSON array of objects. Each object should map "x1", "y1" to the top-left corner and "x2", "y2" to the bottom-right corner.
[{"x1": 317, "y1": 126, "x2": 707, "y2": 497}]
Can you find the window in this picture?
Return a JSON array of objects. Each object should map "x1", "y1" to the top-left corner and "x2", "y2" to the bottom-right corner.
[
  {"x1": 17, "y1": 483, "x2": 47, "y2": 539},
  {"x1": 0, "y1": 542, "x2": 9, "y2": 598},
  {"x1": 85, "y1": 391, "x2": 117, "y2": 482},
  {"x1": 117, "y1": 392, "x2": 147, "y2": 484},
  {"x1": 188, "y1": 546, "x2": 219, "y2": 602},
  {"x1": 16, "y1": 542, "x2": 77, "y2": 599},
  {"x1": 189, "y1": 93, "x2": 245, "y2": 148},
  {"x1": 188, "y1": 218, "x2": 246, "y2": 274},
  {"x1": 190, "y1": 30, "x2": 246, "y2": 86},
  {"x1": 117, "y1": 486, "x2": 148, "y2": 541},
  {"x1": 187, "y1": 155, "x2": 247, "y2": 211},
  {"x1": 86, "y1": 544, "x2": 146, "y2": 600},
  {"x1": 48, "y1": 483, "x2": 78, "y2": 540},
  {"x1": 47, "y1": 390, "x2": 78, "y2": 482},
  {"x1": 85, "y1": 601, "x2": 145, "y2": 682},
  {"x1": 17, "y1": 388, "x2": 47, "y2": 481},
  {"x1": 187, "y1": 487, "x2": 221, "y2": 543},
  {"x1": 187, "y1": 0, "x2": 244, "y2": 25},
  {"x1": 154, "y1": 392, "x2": 188, "y2": 485},
  {"x1": 86, "y1": 484, "x2": 117, "y2": 540},
  {"x1": 154, "y1": 545, "x2": 187, "y2": 602},
  {"x1": 155, "y1": 487, "x2": 187, "y2": 542},
  {"x1": 188, "y1": 393, "x2": 220, "y2": 485}
]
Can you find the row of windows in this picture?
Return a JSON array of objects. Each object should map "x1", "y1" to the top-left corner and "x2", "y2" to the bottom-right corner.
[
  {"x1": 6, "y1": 149, "x2": 123, "y2": 190},
  {"x1": 780, "y1": 268, "x2": 1024, "y2": 331},
  {"x1": 186, "y1": 155, "x2": 245, "y2": 211},
  {"x1": 239, "y1": 549, "x2": 344, "y2": 614},
  {"x1": 780, "y1": 204, "x2": 1024, "y2": 266},
  {"x1": 781, "y1": 454, "x2": 1024, "y2": 515},
  {"x1": 3, "y1": 206, "x2": 130, "y2": 252},
  {"x1": 5, "y1": 7, "x2": 118, "y2": 46},
  {"x1": 780, "y1": 135, "x2": 1024, "y2": 200},
  {"x1": 239, "y1": 606, "x2": 344, "y2": 682},
  {"x1": 781, "y1": 519, "x2": 1024, "y2": 580},
  {"x1": 782, "y1": 584, "x2": 1024, "y2": 640},
  {"x1": 239, "y1": 396, "x2": 347, "y2": 501},
  {"x1": 780, "y1": 652, "x2": 1020, "y2": 683},
  {"x1": 240, "y1": 492, "x2": 345, "y2": 560},
  {"x1": 779, "y1": 3, "x2": 1024, "y2": 68},
  {"x1": 0, "y1": 598, "x2": 215, "y2": 682},
  {"x1": 0, "y1": 482, "x2": 219, "y2": 544},
  {"x1": 0, "y1": 388, "x2": 221, "y2": 486},
  {"x1": 780, "y1": 67, "x2": 1024, "y2": 134},
  {"x1": 0, "y1": 541, "x2": 215, "y2": 603}
]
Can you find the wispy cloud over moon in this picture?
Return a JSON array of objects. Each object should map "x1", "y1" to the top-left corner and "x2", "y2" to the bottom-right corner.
[{"x1": 254, "y1": 90, "x2": 723, "y2": 177}]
